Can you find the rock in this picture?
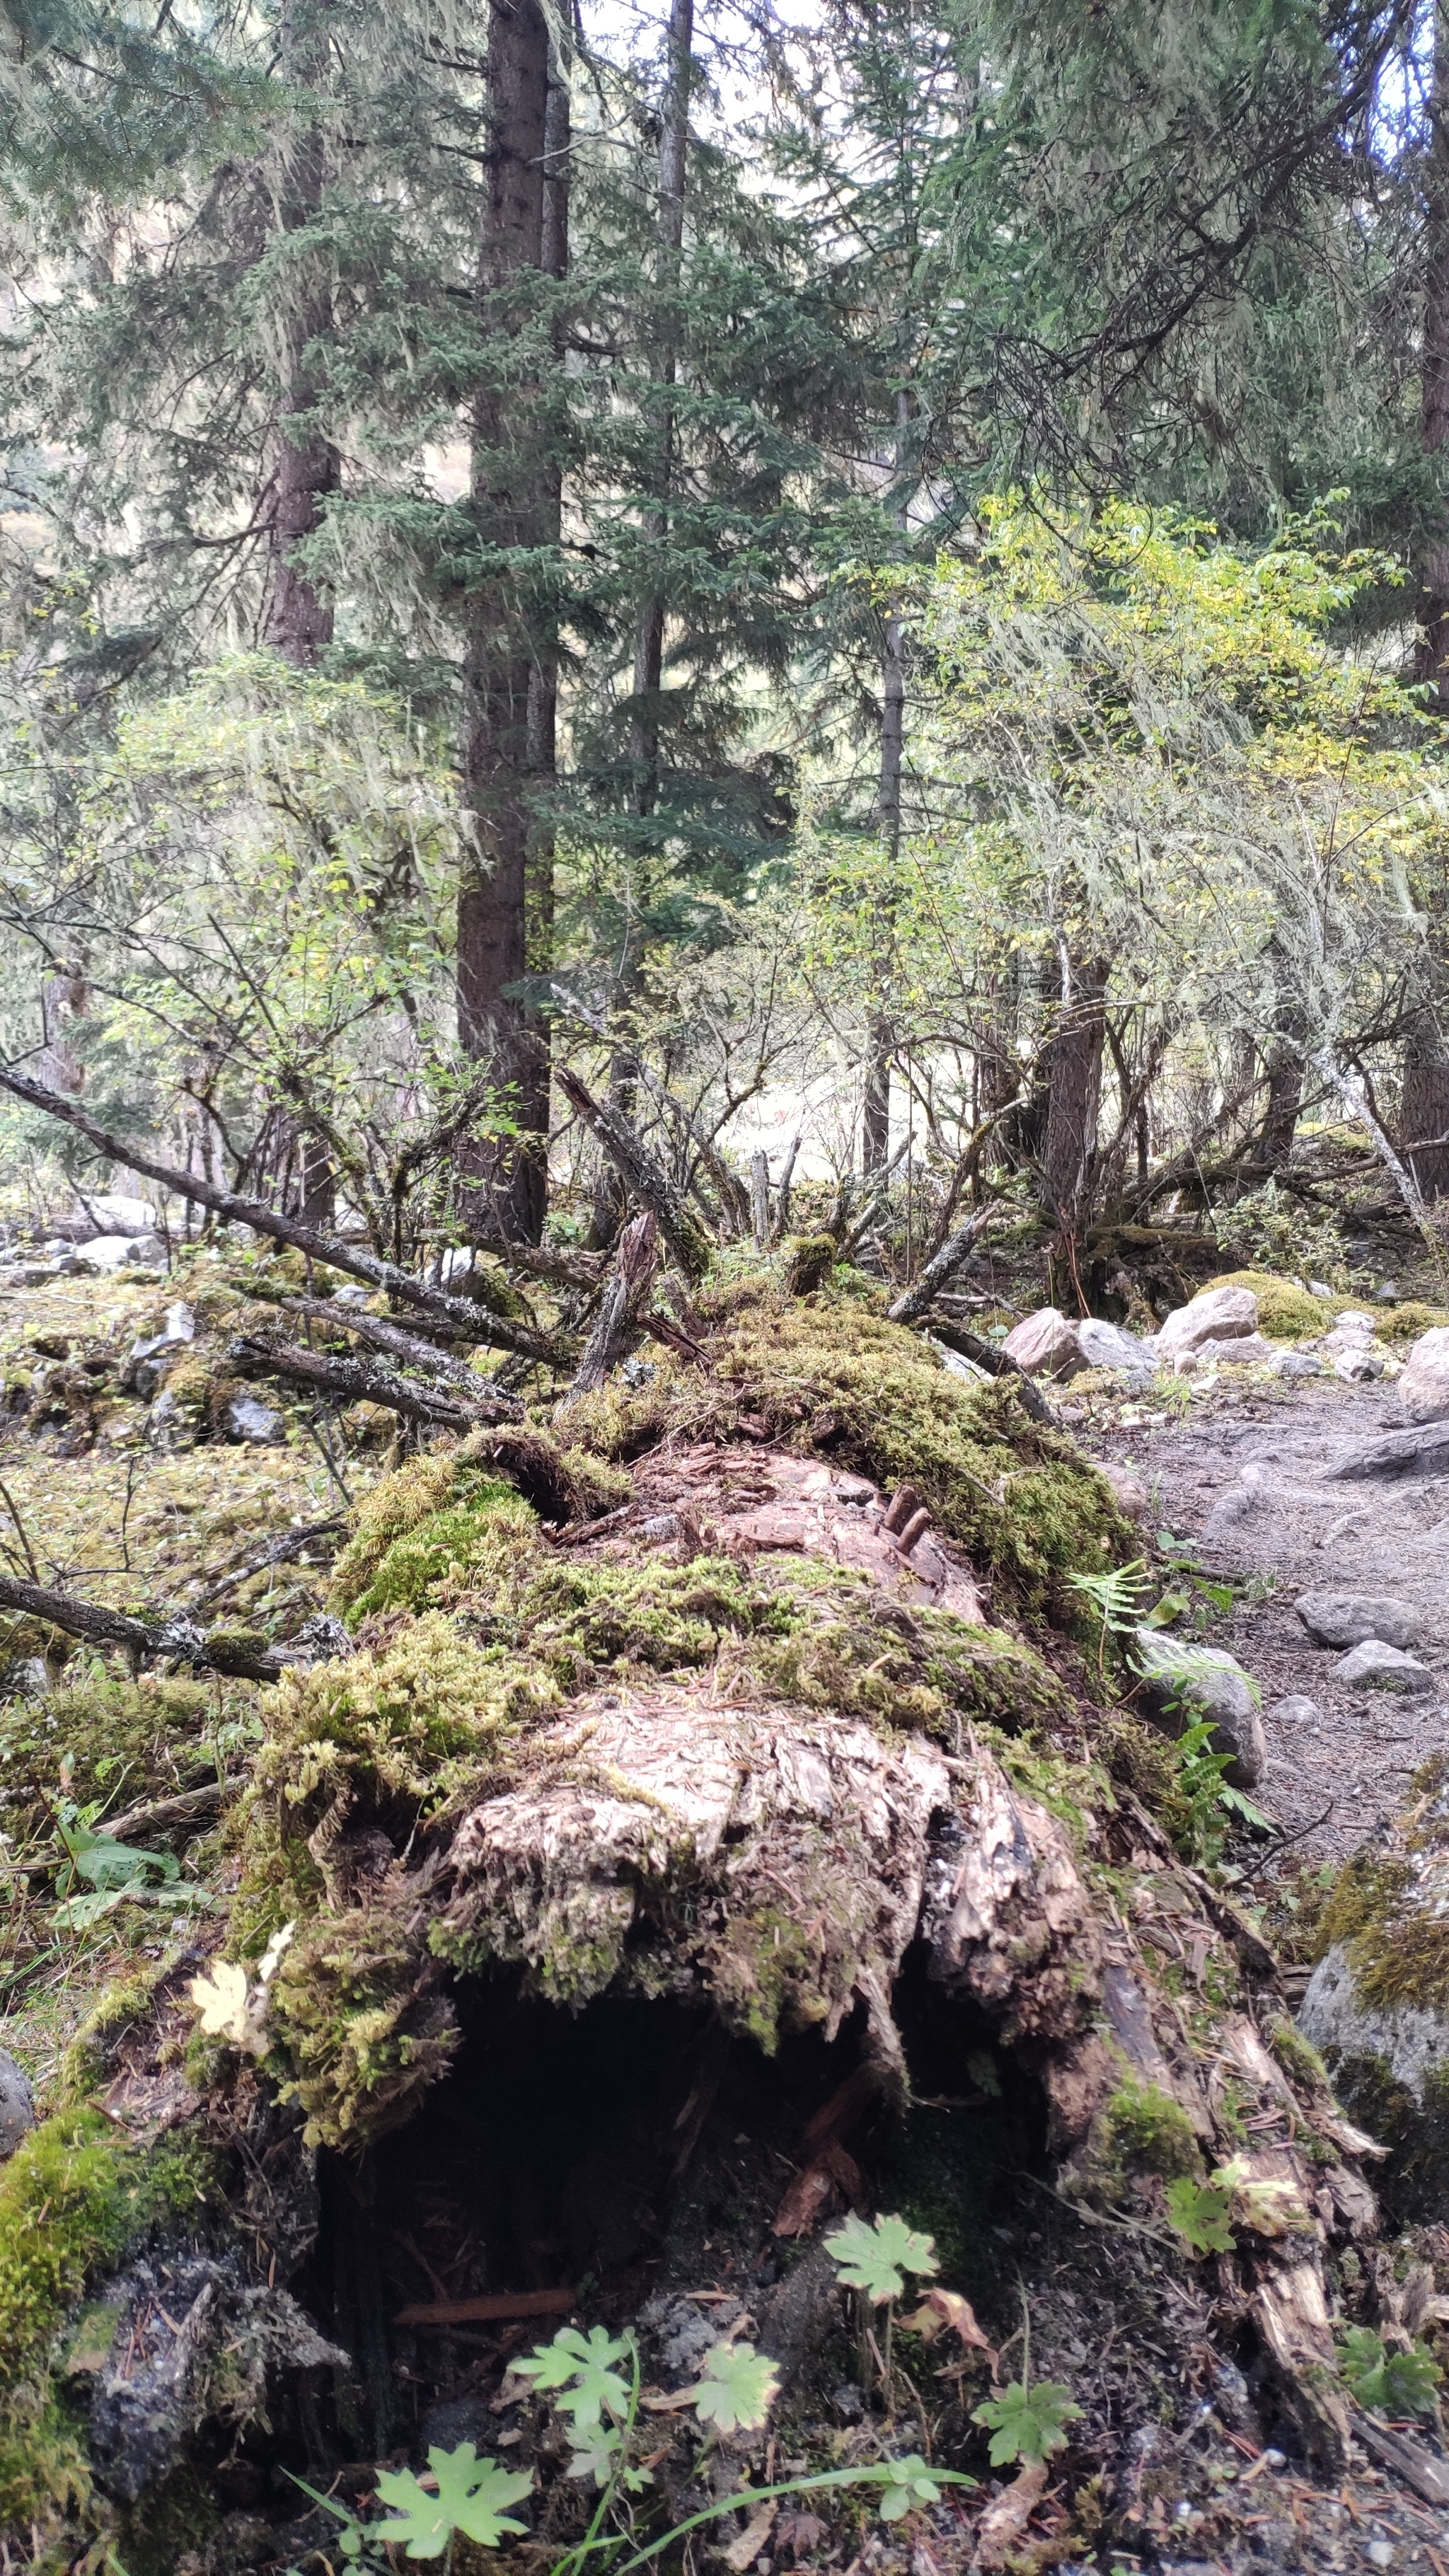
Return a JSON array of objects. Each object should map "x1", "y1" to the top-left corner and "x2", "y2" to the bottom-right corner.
[
  {"x1": 75, "y1": 1193, "x2": 157, "y2": 1237},
  {"x1": 1269, "y1": 1694, "x2": 1321, "y2": 1725},
  {"x1": 1334, "y1": 1347, "x2": 1385, "y2": 1383},
  {"x1": 1270, "y1": 1348, "x2": 1321, "y2": 1377},
  {"x1": 1322, "y1": 1310, "x2": 1376, "y2": 1351},
  {"x1": 1294, "y1": 1591, "x2": 1424, "y2": 1651},
  {"x1": 1155, "y1": 1284, "x2": 1258, "y2": 1366},
  {"x1": 1300, "y1": 1943, "x2": 1449, "y2": 2126},
  {"x1": 1179, "y1": 1332, "x2": 1277, "y2": 1372},
  {"x1": 120, "y1": 1301, "x2": 198, "y2": 1399},
  {"x1": 0, "y1": 2049, "x2": 34, "y2": 2159},
  {"x1": 1002, "y1": 1307, "x2": 1082, "y2": 1379},
  {"x1": 74, "y1": 1233, "x2": 165, "y2": 1274},
  {"x1": 146, "y1": 1387, "x2": 192, "y2": 1449},
  {"x1": 1099, "y1": 1462, "x2": 1148, "y2": 1520},
  {"x1": 1074, "y1": 1317, "x2": 1155, "y2": 1382},
  {"x1": 1325, "y1": 1421, "x2": 1449, "y2": 1481},
  {"x1": 1331, "y1": 1639, "x2": 1436, "y2": 1694},
  {"x1": 1131, "y1": 1630, "x2": 1267, "y2": 1786},
  {"x1": 1397, "y1": 1326, "x2": 1449, "y2": 1426},
  {"x1": 225, "y1": 1394, "x2": 284, "y2": 1446}
]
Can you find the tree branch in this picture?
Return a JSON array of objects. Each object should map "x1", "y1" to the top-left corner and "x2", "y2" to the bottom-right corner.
[
  {"x1": 228, "y1": 1336, "x2": 520, "y2": 1431},
  {"x1": 555, "y1": 1068, "x2": 713, "y2": 1280}
]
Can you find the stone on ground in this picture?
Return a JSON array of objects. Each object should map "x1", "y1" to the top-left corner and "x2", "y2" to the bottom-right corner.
[
  {"x1": 1331, "y1": 1639, "x2": 1436, "y2": 1694},
  {"x1": 1294, "y1": 1592, "x2": 1424, "y2": 1651},
  {"x1": 1131, "y1": 1628, "x2": 1267, "y2": 1786},
  {"x1": 1270, "y1": 1694, "x2": 1322, "y2": 1724},
  {"x1": 225, "y1": 1393, "x2": 285, "y2": 1445},
  {"x1": 1074, "y1": 1316, "x2": 1154, "y2": 1382},
  {"x1": 1002, "y1": 1306, "x2": 1081, "y2": 1378},
  {"x1": 0, "y1": 2049, "x2": 33, "y2": 2159},
  {"x1": 1154, "y1": 1283, "x2": 1258, "y2": 1366},
  {"x1": 1180, "y1": 1332, "x2": 1277, "y2": 1372},
  {"x1": 1398, "y1": 1325, "x2": 1449, "y2": 1426},
  {"x1": 1098, "y1": 1461, "x2": 1148, "y2": 1519}
]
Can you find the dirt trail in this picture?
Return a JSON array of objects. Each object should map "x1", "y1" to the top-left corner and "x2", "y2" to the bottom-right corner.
[{"x1": 1092, "y1": 1371, "x2": 1449, "y2": 1867}]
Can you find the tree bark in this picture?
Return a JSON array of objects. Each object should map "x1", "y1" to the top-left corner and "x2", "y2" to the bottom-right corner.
[
  {"x1": 1041, "y1": 955, "x2": 1109, "y2": 1288},
  {"x1": 458, "y1": 0, "x2": 559, "y2": 1242},
  {"x1": 262, "y1": 0, "x2": 340, "y2": 664},
  {"x1": 1402, "y1": 1006, "x2": 1449, "y2": 1199},
  {"x1": 862, "y1": 390, "x2": 911, "y2": 1179},
  {"x1": 229, "y1": 1334, "x2": 521, "y2": 1430},
  {"x1": 557, "y1": 1210, "x2": 657, "y2": 1405}
]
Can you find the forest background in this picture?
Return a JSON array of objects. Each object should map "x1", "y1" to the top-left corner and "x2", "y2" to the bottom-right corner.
[{"x1": 6, "y1": 0, "x2": 1449, "y2": 1296}]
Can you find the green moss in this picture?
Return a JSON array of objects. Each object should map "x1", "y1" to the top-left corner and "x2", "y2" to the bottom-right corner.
[
  {"x1": 1098, "y1": 2079, "x2": 1202, "y2": 2183},
  {"x1": 0, "y1": 1672, "x2": 224, "y2": 1842},
  {"x1": 331, "y1": 1452, "x2": 533, "y2": 1614},
  {"x1": 784, "y1": 1232, "x2": 838, "y2": 1296},
  {"x1": 1374, "y1": 1298, "x2": 1449, "y2": 1344},
  {"x1": 1203, "y1": 1270, "x2": 1330, "y2": 1341},
  {"x1": 342, "y1": 1483, "x2": 535, "y2": 1622},
  {"x1": 0, "y1": 2108, "x2": 142, "y2": 2529},
  {"x1": 268, "y1": 1900, "x2": 458, "y2": 2152},
  {"x1": 1267, "y1": 2017, "x2": 1331, "y2": 2098}
]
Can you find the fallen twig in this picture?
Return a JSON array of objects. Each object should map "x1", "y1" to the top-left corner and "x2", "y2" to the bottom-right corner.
[
  {"x1": 228, "y1": 1335, "x2": 521, "y2": 1431},
  {"x1": 0, "y1": 1570, "x2": 320, "y2": 1683}
]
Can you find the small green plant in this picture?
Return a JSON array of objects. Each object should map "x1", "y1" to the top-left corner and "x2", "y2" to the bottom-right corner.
[
  {"x1": 374, "y1": 2447, "x2": 534, "y2": 2558},
  {"x1": 825, "y1": 2211, "x2": 937, "y2": 2302},
  {"x1": 1337, "y1": 2326, "x2": 1443, "y2": 2420},
  {"x1": 972, "y1": 2378, "x2": 1082, "y2": 2466},
  {"x1": 826, "y1": 2209, "x2": 938, "y2": 2395},
  {"x1": 1067, "y1": 1559, "x2": 1149, "y2": 1684},
  {"x1": 514, "y1": 2323, "x2": 643, "y2": 2488},
  {"x1": 47, "y1": 1796, "x2": 210, "y2": 1931},
  {"x1": 1170, "y1": 1719, "x2": 1271, "y2": 1866},
  {"x1": 691, "y1": 2342, "x2": 781, "y2": 2435},
  {"x1": 1164, "y1": 2174, "x2": 1235, "y2": 2255}
]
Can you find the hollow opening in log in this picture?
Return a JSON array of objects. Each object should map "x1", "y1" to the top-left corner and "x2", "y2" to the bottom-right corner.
[{"x1": 299, "y1": 1951, "x2": 1049, "y2": 2463}]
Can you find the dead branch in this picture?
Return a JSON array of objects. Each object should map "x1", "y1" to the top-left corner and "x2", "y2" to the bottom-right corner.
[
  {"x1": 247, "y1": 1293, "x2": 489, "y2": 1387},
  {"x1": 888, "y1": 1207, "x2": 1000, "y2": 1324},
  {"x1": 558, "y1": 1211, "x2": 658, "y2": 1407},
  {"x1": 103, "y1": 1779, "x2": 233, "y2": 1843},
  {"x1": 0, "y1": 1064, "x2": 562, "y2": 1364},
  {"x1": 227, "y1": 1336, "x2": 519, "y2": 1431},
  {"x1": 555, "y1": 1067, "x2": 713, "y2": 1281},
  {"x1": 0, "y1": 1571, "x2": 308, "y2": 1682},
  {"x1": 193, "y1": 1516, "x2": 346, "y2": 1611}
]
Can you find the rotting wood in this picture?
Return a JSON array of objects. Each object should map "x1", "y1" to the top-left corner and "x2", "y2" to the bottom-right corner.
[
  {"x1": 393, "y1": 2287, "x2": 576, "y2": 2328},
  {"x1": 887, "y1": 1206, "x2": 1000, "y2": 1324},
  {"x1": 558, "y1": 1209, "x2": 657, "y2": 1406}
]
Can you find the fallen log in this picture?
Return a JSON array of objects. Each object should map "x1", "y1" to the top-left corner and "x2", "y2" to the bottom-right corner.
[
  {"x1": 228, "y1": 1334, "x2": 520, "y2": 1431},
  {"x1": 887, "y1": 1206, "x2": 1000, "y2": 1325},
  {"x1": 393, "y1": 2287, "x2": 575, "y2": 2329},
  {"x1": 0, "y1": 1570, "x2": 332, "y2": 1682},
  {"x1": 246, "y1": 1292, "x2": 497, "y2": 1385},
  {"x1": 557, "y1": 1210, "x2": 657, "y2": 1407},
  {"x1": 0, "y1": 1063, "x2": 562, "y2": 1364}
]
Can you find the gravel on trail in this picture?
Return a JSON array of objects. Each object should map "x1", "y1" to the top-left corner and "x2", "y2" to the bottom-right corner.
[{"x1": 1087, "y1": 1372, "x2": 1449, "y2": 1871}]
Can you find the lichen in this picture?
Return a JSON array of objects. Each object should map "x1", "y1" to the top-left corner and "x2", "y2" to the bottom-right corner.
[{"x1": 1095, "y1": 2079, "x2": 1202, "y2": 2183}]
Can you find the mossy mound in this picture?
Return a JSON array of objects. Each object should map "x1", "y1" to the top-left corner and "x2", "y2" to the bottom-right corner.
[
  {"x1": 563, "y1": 1288, "x2": 1135, "y2": 1608},
  {"x1": 1203, "y1": 1269, "x2": 1333, "y2": 1340}
]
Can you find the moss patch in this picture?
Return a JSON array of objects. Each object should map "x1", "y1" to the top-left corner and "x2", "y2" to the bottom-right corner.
[
  {"x1": 1203, "y1": 1270, "x2": 1332, "y2": 1341},
  {"x1": 0, "y1": 1671, "x2": 232, "y2": 1843}
]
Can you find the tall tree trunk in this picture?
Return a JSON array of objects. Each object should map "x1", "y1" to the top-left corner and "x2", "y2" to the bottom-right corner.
[
  {"x1": 862, "y1": 389, "x2": 910, "y2": 1179},
  {"x1": 1419, "y1": 0, "x2": 1449, "y2": 702},
  {"x1": 458, "y1": 0, "x2": 556, "y2": 1243},
  {"x1": 1403, "y1": 1007, "x2": 1449, "y2": 1199},
  {"x1": 591, "y1": 0, "x2": 692, "y2": 1249},
  {"x1": 262, "y1": 0, "x2": 339, "y2": 664},
  {"x1": 1041, "y1": 954, "x2": 1108, "y2": 1306}
]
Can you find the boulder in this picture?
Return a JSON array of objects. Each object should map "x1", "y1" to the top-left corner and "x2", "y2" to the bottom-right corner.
[
  {"x1": 1294, "y1": 1591, "x2": 1423, "y2": 1651},
  {"x1": 1002, "y1": 1307, "x2": 1082, "y2": 1380},
  {"x1": 1399, "y1": 1326, "x2": 1449, "y2": 1428},
  {"x1": 1131, "y1": 1629, "x2": 1267, "y2": 1786},
  {"x1": 76, "y1": 1193, "x2": 157, "y2": 1237},
  {"x1": 1270, "y1": 1349, "x2": 1322, "y2": 1378},
  {"x1": 1179, "y1": 1332, "x2": 1277, "y2": 1372},
  {"x1": 1331, "y1": 1639, "x2": 1436, "y2": 1694},
  {"x1": 1155, "y1": 1284, "x2": 1258, "y2": 1367},
  {"x1": 1333, "y1": 1348, "x2": 1385, "y2": 1384},
  {"x1": 226, "y1": 1393, "x2": 285, "y2": 1446},
  {"x1": 74, "y1": 1233, "x2": 165, "y2": 1274},
  {"x1": 1269, "y1": 1694, "x2": 1321, "y2": 1726},
  {"x1": 0, "y1": 2049, "x2": 33, "y2": 2160},
  {"x1": 1322, "y1": 1310, "x2": 1377, "y2": 1348},
  {"x1": 1074, "y1": 1317, "x2": 1155, "y2": 1383}
]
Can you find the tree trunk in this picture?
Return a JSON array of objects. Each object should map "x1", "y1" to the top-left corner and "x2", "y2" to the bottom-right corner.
[
  {"x1": 1403, "y1": 1007, "x2": 1449, "y2": 1199},
  {"x1": 1041, "y1": 955, "x2": 1108, "y2": 1293},
  {"x1": 262, "y1": 0, "x2": 339, "y2": 664},
  {"x1": 591, "y1": 0, "x2": 693, "y2": 1250},
  {"x1": 1261, "y1": 1040, "x2": 1305, "y2": 1169},
  {"x1": 458, "y1": 0, "x2": 557, "y2": 1242},
  {"x1": 1419, "y1": 0, "x2": 1449, "y2": 703},
  {"x1": 862, "y1": 391, "x2": 911, "y2": 1179}
]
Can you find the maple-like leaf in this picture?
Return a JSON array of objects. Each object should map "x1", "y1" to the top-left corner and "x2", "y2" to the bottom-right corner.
[
  {"x1": 825, "y1": 2212, "x2": 937, "y2": 2302},
  {"x1": 374, "y1": 2444, "x2": 532, "y2": 2558},
  {"x1": 514, "y1": 2324, "x2": 631, "y2": 2431},
  {"x1": 689, "y1": 2342, "x2": 781, "y2": 2434},
  {"x1": 189, "y1": 1958, "x2": 250, "y2": 2042}
]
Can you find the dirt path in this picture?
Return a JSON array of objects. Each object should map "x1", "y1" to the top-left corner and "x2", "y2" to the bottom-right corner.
[{"x1": 1089, "y1": 1370, "x2": 1449, "y2": 1869}]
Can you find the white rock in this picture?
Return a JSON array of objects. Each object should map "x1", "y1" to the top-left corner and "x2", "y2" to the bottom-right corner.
[
  {"x1": 1155, "y1": 1284, "x2": 1258, "y2": 1365},
  {"x1": 1322, "y1": 1310, "x2": 1376, "y2": 1351},
  {"x1": 1333, "y1": 1347, "x2": 1385, "y2": 1382},
  {"x1": 1001, "y1": 1307, "x2": 1082, "y2": 1379},
  {"x1": 73, "y1": 1232, "x2": 165, "y2": 1273},
  {"x1": 1331, "y1": 1639, "x2": 1436, "y2": 1693},
  {"x1": 1398, "y1": 1324, "x2": 1449, "y2": 1426},
  {"x1": 75, "y1": 1192, "x2": 157, "y2": 1237},
  {"x1": 1270, "y1": 1694, "x2": 1322, "y2": 1725}
]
